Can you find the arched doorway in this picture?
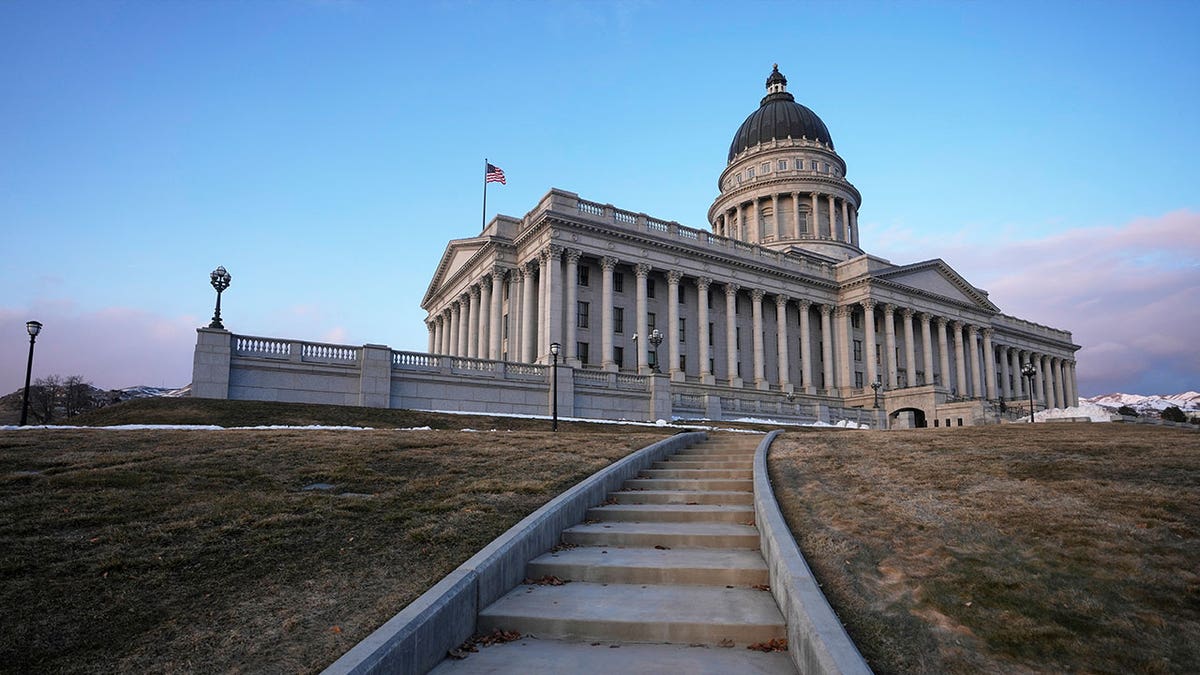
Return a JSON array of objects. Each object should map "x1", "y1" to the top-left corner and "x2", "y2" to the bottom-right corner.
[{"x1": 889, "y1": 407, "x2": 928, "y2": 428}]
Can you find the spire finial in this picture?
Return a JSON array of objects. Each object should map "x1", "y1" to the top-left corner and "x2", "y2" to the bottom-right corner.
[{"x1": 766, "y1": 64, "x2": 787, "y2": 94}]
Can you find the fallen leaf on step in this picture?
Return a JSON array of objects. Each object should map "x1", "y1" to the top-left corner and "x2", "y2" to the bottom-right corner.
[
  {"x1": 752, "y1": 584, "x2": 771, "y2": 591},
  {"x1": 719, "y1": 638, "x2": 736, "y2": 648},
  {"x1": 523, "y1": 575, "x2": 568, "y2": 586},
  {"x1": 447, "y1": 648, "x2": 471, "y2": 659},
  {"x1": 747, "y1": 638, "x2": 788, "y2": 652},
  {"x1": 654, "y1": 544, "x2": 671, "y2": 550}
]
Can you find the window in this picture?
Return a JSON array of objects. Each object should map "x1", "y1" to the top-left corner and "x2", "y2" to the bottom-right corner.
[
  {"x1": 577, "y1": 301, "x2": 589, "y2": 328},
  {"x1": 648, "y1": 312, "x2": 656, "y2": 329},
  {"x1": 613, "y1": 346, "x2": 624, "y2": 369},
  {"x1": 851, "y1": 313, "x2": 861, "y2": 329},
  {"x1": 647, "y1": 279, "x2": 656, "y2": 298},
  {"x1": 613, "y1": 307, "x2": 624, "y2": 334},
  {"x1": 853, "y1": 340, "x2": 863, "y2": 362},
  {"x1": 679, "y1": 318, "x2": 686, "y2": 341},
  {"x1": 855, "y1": 371, "x2": 864, "y2": 388},
  {"x1": 761, "y1": 162, "x2": 770, "y2": 173},
  {"x1": 876, "y1": 344, "x2": 882, "y2": 364},
  {"x1": 736, "y1": 327, "x2": 741, "y2": 349},
  {"x1": 577, "y1": 342, "x2": 589, "y2": 365},
  {"x1": 678, "y1": 287, "x2": 686, "y2": 305},
  {"x1": 823, "y1": 163, "x2": 830, "y2": 173},
  {"x1": 736, "y1": 173, "x2": 743, "y2": 185},
  {"x1": 679, "y1": 354, "x2": 687, "y2": 372},
  {"x1": 614, "y1": 272, "x2": 624, "y2": 293},
  {"x1": 778, "y1": 160, "x2": 787, "y2": 171},
  {"x1": 747, "y1": 167, "x2": 755, "y2": 178},
  {"x1": 799, "y1": 209, "x2": 808, "y2": 233},
  {"x1": 503, "y1": 313, "x2": 508, "y2": 339},
  {"x1": 811, "y1": 160, "x2": 818, "y2": 171},
  {"x1": 708, "y1": 322, "x2": 715, "y2": 344},
  {"x1": 577, "y1": 265, "x2": 589, "y2": 286}
]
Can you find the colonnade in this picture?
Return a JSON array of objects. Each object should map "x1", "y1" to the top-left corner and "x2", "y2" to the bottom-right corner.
[
  {"x1": 712, "y1": 191, "x2": 857, "y2": 245},
  {"x1": 426, "y1": 247, "x2": 1079, "y2": 409}
]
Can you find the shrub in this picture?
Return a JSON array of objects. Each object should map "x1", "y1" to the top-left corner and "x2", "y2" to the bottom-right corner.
[
  {"x1": 1161, "y1": 406, "x2": 1187, "y2": 423},
  {"x1": 1117, "y1": 405, "x2": 1139, "y2": 417}
]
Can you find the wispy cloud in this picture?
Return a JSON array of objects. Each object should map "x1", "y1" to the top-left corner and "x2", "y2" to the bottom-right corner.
[{"x1": 866, "y1": 210, "x2": 1200, "y2": 395}]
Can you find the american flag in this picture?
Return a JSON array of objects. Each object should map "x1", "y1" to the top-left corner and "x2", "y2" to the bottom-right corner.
[{"x1": 485, "y1": 163, "x2": 506, "y2": 185}]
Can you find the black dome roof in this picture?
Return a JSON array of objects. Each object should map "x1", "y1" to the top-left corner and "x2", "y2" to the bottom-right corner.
[{"x1": 728, "y1": 65, "x2": 833, "y2": 162}]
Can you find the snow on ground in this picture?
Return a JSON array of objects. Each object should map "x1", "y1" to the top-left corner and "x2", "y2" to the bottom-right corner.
[
  {"x1": 0, "y1": 424, "x2": 434, "y2": 432},
  {"x1": 1034, "y1": 403, "x2": 1115, "y2": 423}
]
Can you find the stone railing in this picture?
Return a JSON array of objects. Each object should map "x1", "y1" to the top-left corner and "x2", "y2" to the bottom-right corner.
[
  {"x1": 234, "y1": 336, "x2": 290, "y2": 358},
  {"x1": 302, "y1": 342, "x2": 359, "y2": 363}
]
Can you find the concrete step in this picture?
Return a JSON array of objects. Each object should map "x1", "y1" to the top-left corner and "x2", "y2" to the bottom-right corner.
[
  {"x1": 623, "y1": 477, "x2": 753, "y2": 491},
  {"x1": 653, "y1": 459, "x2": 751, "y2": 470},
  {"x1": 638, "y1": 468, "x2": 753, "y2": 479},
  {"x1": 610, "y1": 489, "x2": 753, "y2": 505},
  {"x1": 477, "y1": 582, "x2": 786, "y2": 645},
  {"x1": 675, "y1": 447, "x2": 758, "y2": 457},
  {"x1": 562, "y1": 521, "x2": 760, "y2": 549},
  {"x1": 527, "y1": 546, "x2": 769, "y2": 586},
  {"x1": 429, "y1": 636, "x2": 796, "y2": 674},
  {"x1": 586, "y1": 503, "x2": 755, "y2": 524}
]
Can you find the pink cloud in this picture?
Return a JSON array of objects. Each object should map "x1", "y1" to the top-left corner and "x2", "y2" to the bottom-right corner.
[{"x1": 867, "y1": 210, "x2": 1200, "y2": 396}]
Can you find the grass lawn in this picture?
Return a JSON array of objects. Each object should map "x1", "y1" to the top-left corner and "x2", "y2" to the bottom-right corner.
[
  {"x1": 769, "y1": 423, "x2": 1200, "y2": 674},
  {"x1": 0, "y1": 399, "x2": 675, "y2": 672}
]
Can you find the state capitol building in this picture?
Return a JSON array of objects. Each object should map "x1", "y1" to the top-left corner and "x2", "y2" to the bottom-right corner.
[{"x1": 420, "y1": 66, "x2": 1080, "y2": 427}]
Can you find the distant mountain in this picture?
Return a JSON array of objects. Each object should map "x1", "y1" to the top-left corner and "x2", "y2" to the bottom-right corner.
[
  {"x1": 0, "y1": 382, "x2": 189, "y2": 424},
  {"x1": 1081, "y1": 392, "x2": 1200, "y2": 414}
]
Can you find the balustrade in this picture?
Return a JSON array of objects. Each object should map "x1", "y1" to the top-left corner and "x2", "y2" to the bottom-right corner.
[
  {"x1": 235, "y1": 336, "x2": 290, "y2": 357},
  {"x1": 302, "y1": 343, "x2": 358, "y2": 362}
]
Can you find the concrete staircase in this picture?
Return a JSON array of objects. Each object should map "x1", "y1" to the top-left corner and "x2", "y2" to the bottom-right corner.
[{"x1": 432, "y1": 434, "x2": 795, "y2": 673}]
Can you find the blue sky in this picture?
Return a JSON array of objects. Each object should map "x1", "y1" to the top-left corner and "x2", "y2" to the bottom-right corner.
[{"x1": 2, "y1": 0, "x2": 1197, "y2": 396}]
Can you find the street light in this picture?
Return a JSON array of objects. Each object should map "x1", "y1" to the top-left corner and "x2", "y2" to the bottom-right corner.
[
  {"x1": 1021, "y1": 362, "x2": 1037, "y2": 424},
  {"x1": 648, "y1": 329, "x2": 664, "y2": 373},
  {"x1": 19, "y1": 320, "x2": 43, "y2": 426},
  {"x1": 871, "y1": 379, "x2": 882, "y2": 409},
  {"x1": 209, "y1": 266, "x2": 232, "y2": 329},
  {"x1": 549, "y1": 342, "x2": 560, "y2": 432}
]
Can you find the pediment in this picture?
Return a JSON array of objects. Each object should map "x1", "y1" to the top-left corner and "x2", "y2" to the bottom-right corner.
[
  {"x1": 421, "y1": 239, "x2": 486, "y2": 308},
  {"x1": 875, "y1": 259, "x2": 998, "y2": 311}
]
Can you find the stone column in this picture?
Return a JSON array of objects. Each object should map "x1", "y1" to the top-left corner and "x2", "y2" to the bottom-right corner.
[
  {"x1": 1036, "y1": 353, "x2": 1048, "y2": 406},
  {"x1": 791, "y1": 192, "x2": 801, "y2": 236},
  {"x1": 542, "y1": 246, "x2": 563, "y2": 363},
  {"x1": 902, "y1": 308, "x2": 916, "y2": 389},
  {"x1": 798, "y1": 299, "x2": 813, "y2": 393},
  {"x1": 477, "y1": 277, "x2": 491, "y2": 360},
  {"x1": 521, "y1": 262, "x2": 537, "y2": 363},
  {"x1": 1009, "y1": 348, "x2": 1022, "y2": 398},
  {"x1": 564, "y1": 250, "x2": 580, "y2": 363},
  {"x1": 811, "y1": 192, "x2": 820, "y2": 237},
  {"x1": 749, "y1": 199, "x2": 760, "y2": 241},
  {"x1": 600, "y1": 257, "x2": 617, "y2": 371},
  {"x1": 883, "y1": 304, "x2": 897, "y2": 389},
  {"x1": 505, "y1": 271, "x2": 519, "y2": 360},
  {"x1": 820, "y1": 304, "x2": 834, "y2": 392},
  {"x1": 770, "y1": 194, "x2": 780, "y2": 240},
  {"x1": 1054, "y1": 357, "x2": 1066, "y2": 409},
  {"x1": 725, "y1": 283, "x2": 742, "y2": 387},
  {"x1": 1069, "y1": 360, "x2": 1079, "y2": 407},
  {"x1": 981, "y1": 329, "x2": 996, "y2": 399},
  {"x1": 841, "y1": 199, "x2": 850, "y2": 241},
  {"x1": 952, "y1": 321, "x2": 967, "y2": 396},
  {"x1": 667, "y1": 270, "x2": 682, "y2": 381},
  {"x1": 736, "y1": 203, "x2": 745, "y2": 240},
  {"x1": 920, "y1": 313, "x2": 934, "y2": 386},
  {"x1": 432, "y1": 316, "x2": 443, "y2": 355},
  {"x1": 1001, "y1": 345, "x2": 1013, "y2": 400},
  {"x1": 635, "y1": 263, "x2": 651, "y2": 374},
  {"x1": 937, "y1": 318, "x2": 951, "y2": 390},
  {"x1": 862, "y1": 300, "x2": 878, "y2": 388},
  {"x1": 775, "y1": 294, "x2": 791, "y2": 392},
  {"x1": 697, "y1": 277, "x2": 714, "y2": 384},
  {"x1": 835, "y1": 305, "x2": 852, "y2": 393},
  {"x1": 455, "y1": 295, "x2": 469, "y2": 356},
  {"x1": 426, "y1": 319, "x2": 435, "y2": 353},
  {"x1": 851, "y1": 208, "x2": 859, "y2": 247},
  {"x1": 827, "y1": 195, "x2": 838, "y2": 241},
  {"x1": 447, "y1": 306, "x2": 459, "y2": 356},
  {"x1": 460, "y1": 291, "x2": 474, "y2": 357},
  {"x1": 967, "y1": 326, "x2": 982, "y2": 398},
  {"x1": 751, "y1": 289, "x2": 767, "y2": 390}
]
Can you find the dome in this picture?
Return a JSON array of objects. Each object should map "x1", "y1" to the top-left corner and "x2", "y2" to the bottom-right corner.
[{"x1": 727, "y1": 65, "x2": 833, "y2": 162}]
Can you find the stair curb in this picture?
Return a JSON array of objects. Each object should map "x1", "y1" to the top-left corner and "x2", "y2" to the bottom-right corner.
[
  {"x1": 754, "y1": 430, "x2": 872, "y2": 675},
  {"x1": 322, "y1": 430, "x2": 708, "y2": 675}
]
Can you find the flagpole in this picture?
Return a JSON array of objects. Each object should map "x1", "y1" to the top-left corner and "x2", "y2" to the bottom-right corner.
[{"x1": 482, "y1": 158, "x2": 488, "y2": 232}]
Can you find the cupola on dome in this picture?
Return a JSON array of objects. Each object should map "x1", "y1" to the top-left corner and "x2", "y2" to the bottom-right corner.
[{"x1": 727, "y1": 65, "x2": 834, "y2": 162}]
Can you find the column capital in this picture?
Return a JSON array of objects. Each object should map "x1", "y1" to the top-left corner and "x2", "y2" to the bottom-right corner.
[
  {"x1": 834, "y1": 305, "x2": 851, "y2": 318},
  {"x1": 861, "y1": 298, "x2": 877, "y2": 311},
  {"x1": 882, "y1": 303, "x2": 895, "y2": 317},
  {"x1": 470, "y1": 285, "x2": 481, "y2": 299},
  {"x1": 796, "y1": 297, "x2": 811, "y2": 310},
  {"x1": 512, "y1": 265, "x2": 526, "y2": 281},
  {"x1": 525, "y1": 258, "x2": 540, "y2": 274},
  {"x1": 951, "y1": 320, "x2": 964, "y2": 331},
  {"x1": 936, "y1": 315, "x2": 948, "y2": 328},
  {"x1": 564, "y1": 248, "x2": 582, "y2": 264},
  {"x1": 725, "y1": 282, "x2": 740, "y2": 296},
  {"x1": 967, "y1": 324, "x2": 979, "y2": 337},
  {"x1": 775, "y1": 293, "x2": 790, "y2": 308},
  {"x1": 542, "y1": 244, "x2": 563, "y2": 261},
  {"x1": 696, "y1": 276, "x2": 712, "y2": 291},
  {"x1": 981, "y1": 327, "x2": 994, "y2": 339},
  {"x1": 901, "y1": 307, "x2": 914, "y2": 320},
  {"x1": 492, "y1": 263, "x2": 512, "y2": 279},
  {"x1": 751, "y1": 288, "x2": 765, "y2": 302},
  {"x1": 667, "y1": 270, "x2": 683, "y2": 284},
  {"x1": 634, "y1": 263, "x2": 651, "y2": 279},
  {"x1": 435, "y1": 314, "x2": 444, "y2": 326},
  {"x1": 599, "y1": 256, "x2": 619, "y2": 271},
  {"x1": 425, "y1": 319, "x2": 436, "y2": 332},
  {"x1": 818, "y1": 303, "x2": 832, "y2": 317}
]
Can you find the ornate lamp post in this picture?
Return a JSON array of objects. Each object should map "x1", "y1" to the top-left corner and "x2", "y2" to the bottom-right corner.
[
  {"x1": 549, "y1": 342, "x2": 560, "y2": 432},
  {"x1": 19, "y1": 321, "x2": 43, "y2": 426},
  {"x1": 871, "y1": 379, "x2": 882, "y2": 409},
  {"x1": 208, "y1": 266, "x2": 232, "y2": 329},
  {"x1": 1021, "y1": 362, "x2": 1037, "y2": 424},
  {"x1": 648, "y1": 328, "x2": 664, "y2": 373}
]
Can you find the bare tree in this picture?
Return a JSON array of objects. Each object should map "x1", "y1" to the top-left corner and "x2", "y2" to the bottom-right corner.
[
  {"x1": 63, "y1": 375, "x2": 95, "y2": 418},
  {"x1": 30, "y1": 375, "x2": 63, "y2": 424}
]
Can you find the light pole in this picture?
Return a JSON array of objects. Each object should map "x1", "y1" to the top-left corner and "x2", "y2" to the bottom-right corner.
[
  {"x1": 549, "y1": 342, "x2": 560, "y2": 432},
  {"x1": 648, "y1": 329, "x2": 664, "y2": 373},
  {"x1": 209, "y1": 266, "x2": 232, "y2": 329},
  {"x1": 1021, "y1": 362, "x2": 1037, "y2": 424},
  {"x1": 871, "y1": 379, "x2": 882, "y2": 409},
  {"x1": 19, "y1": 321, "x2": 43, "y2": 426}
]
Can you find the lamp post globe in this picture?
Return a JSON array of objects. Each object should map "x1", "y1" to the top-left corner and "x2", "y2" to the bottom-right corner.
[
  {"x1": 1021, "y1": 363, "x2": 1037, "y2": 423},
  {"x1": 19, "y1": 320, "x2": 43, "y2": 426},
  {"x1": 549, "y1": 342, "x2": 561, "y2": 432},
  {"x1": 648, "y1": 329, "x2": 664, "y2": 373},
  {"x1": 208, "y1": 266, "x2": 232, "y2": 330}
]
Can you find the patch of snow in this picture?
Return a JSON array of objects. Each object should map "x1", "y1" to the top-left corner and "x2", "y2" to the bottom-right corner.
[{"x1": 1034, "y1": 403, "x2": 1115, "y2": 423}]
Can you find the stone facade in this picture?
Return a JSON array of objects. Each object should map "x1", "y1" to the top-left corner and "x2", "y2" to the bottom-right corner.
[{"x1": 419, "y1": 66, "x2": 1080, "y2": 427}]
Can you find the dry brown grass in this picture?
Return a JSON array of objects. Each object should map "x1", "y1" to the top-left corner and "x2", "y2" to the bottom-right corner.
[
  {"x1": 769, "y1": 423, "x2": 1200, "y2": 674},
  {"x1": 0, "y1": 426, "x2": 672, "y2": 673}
]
